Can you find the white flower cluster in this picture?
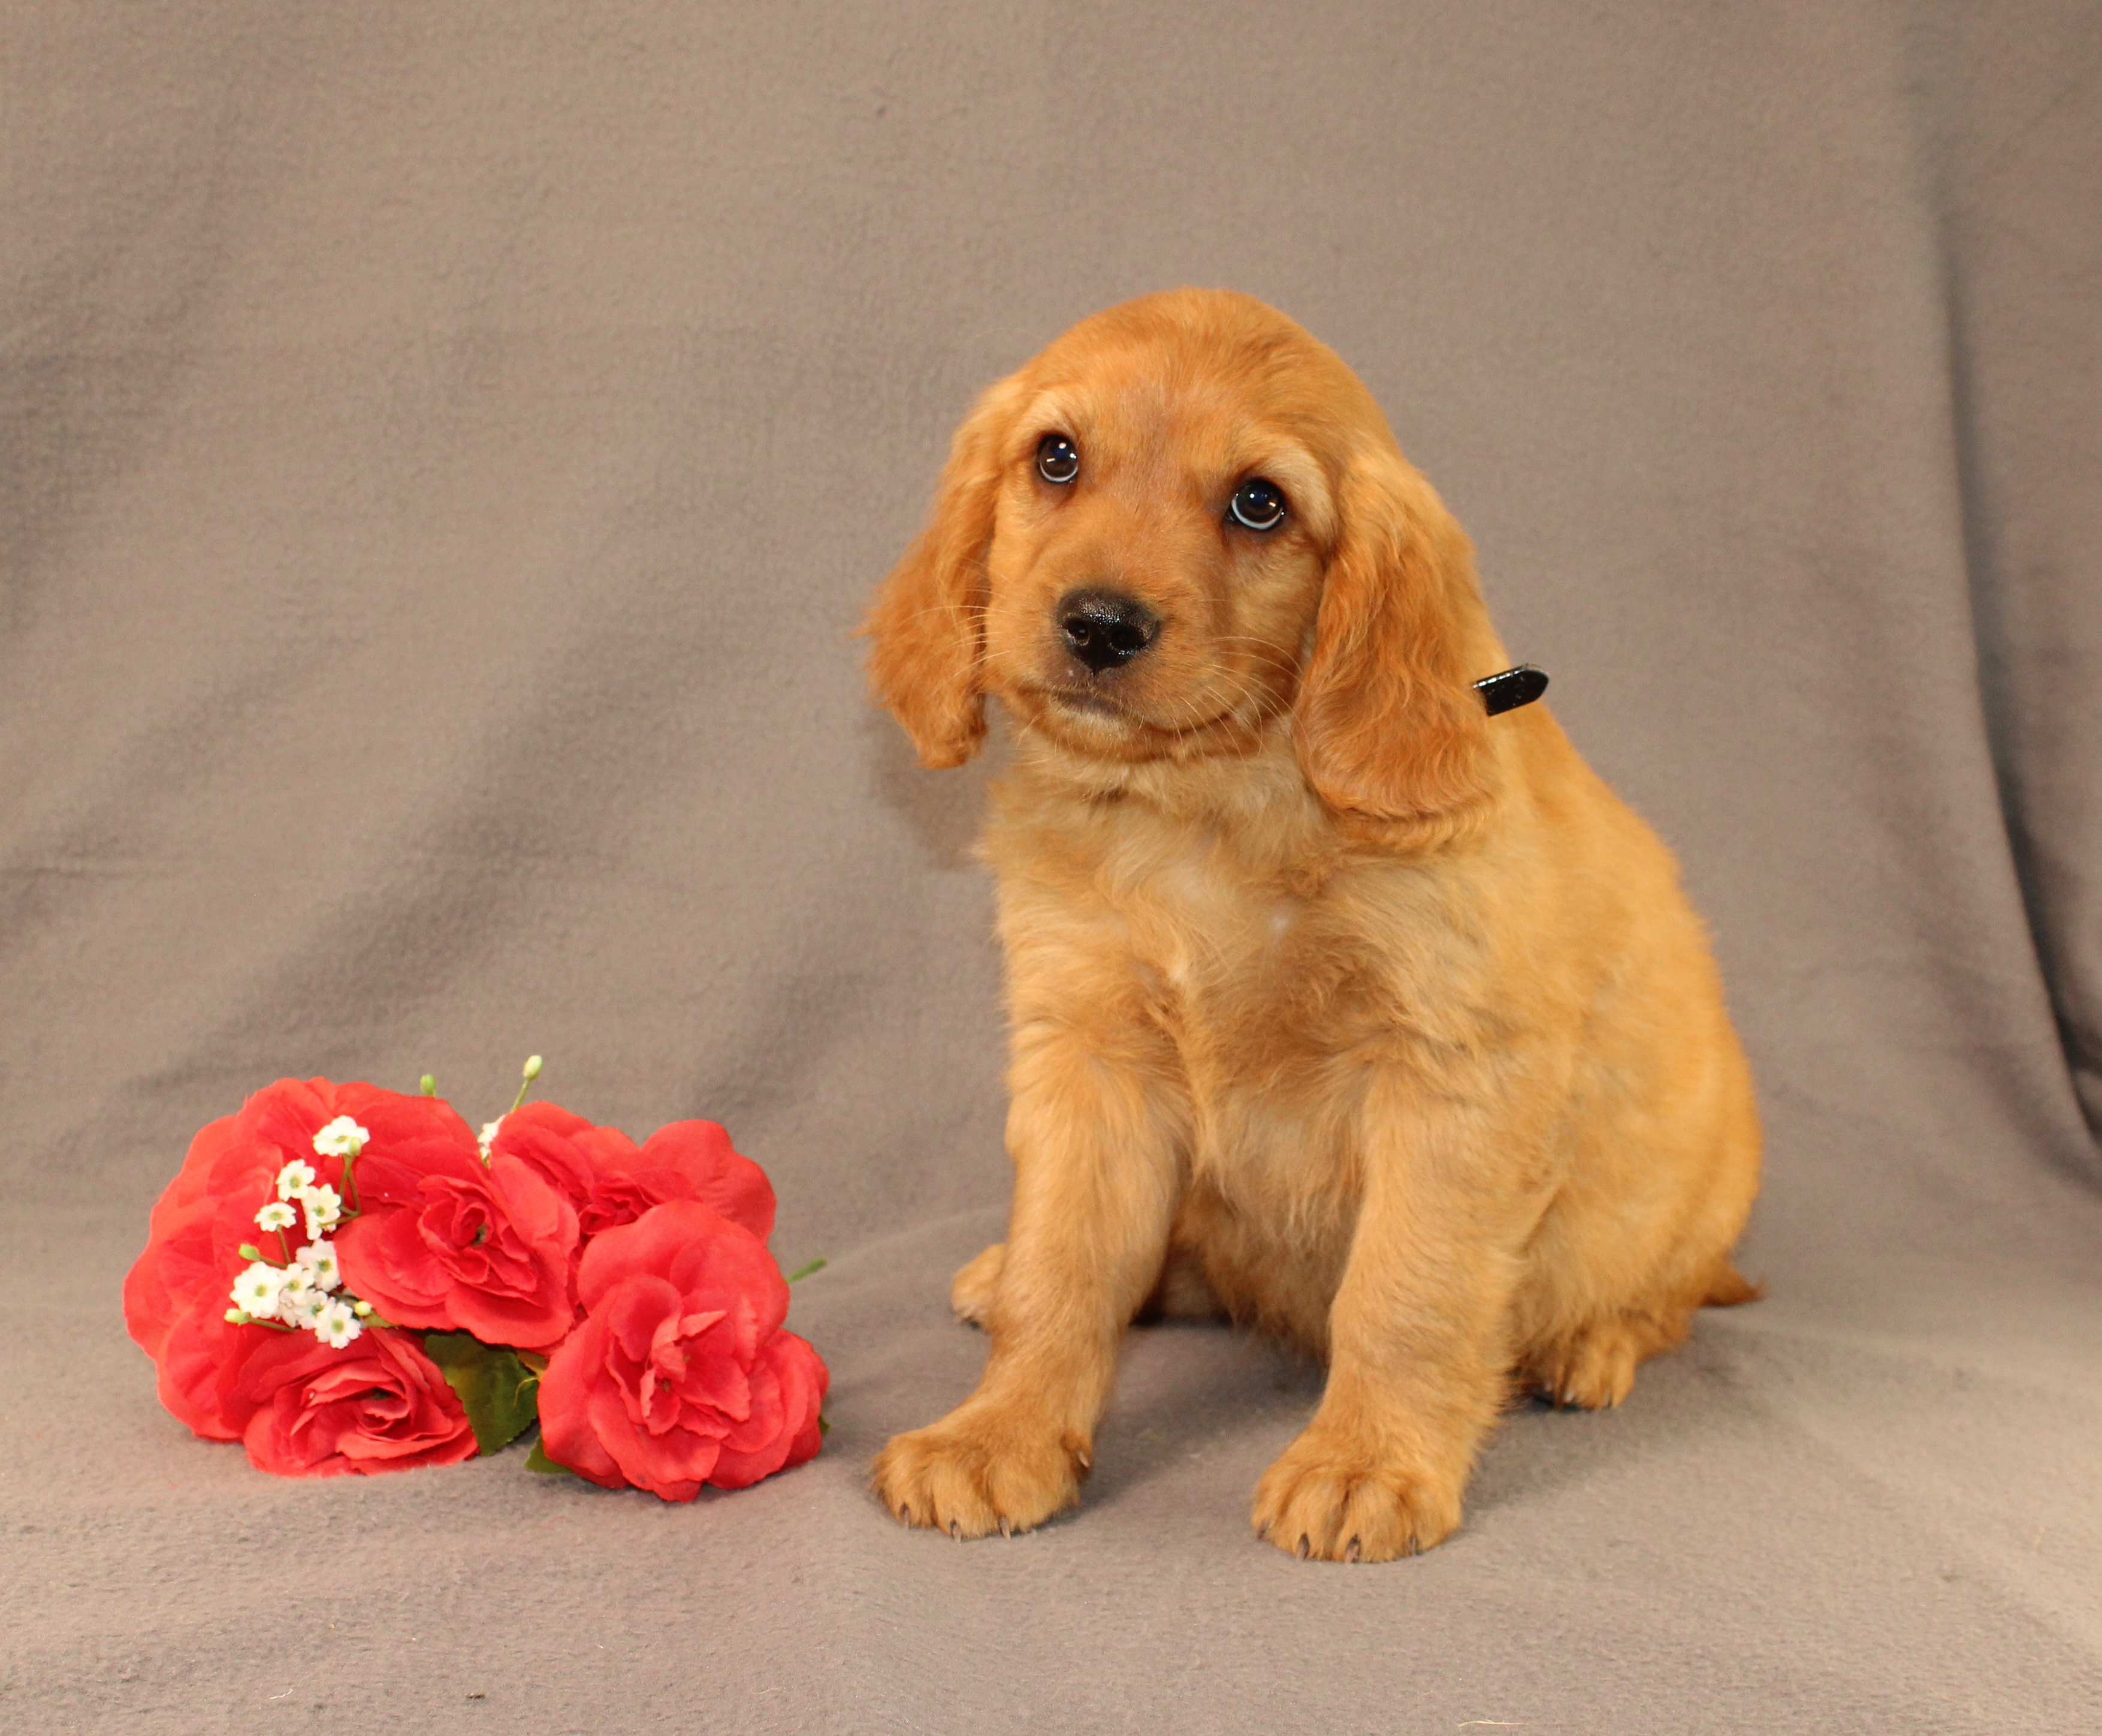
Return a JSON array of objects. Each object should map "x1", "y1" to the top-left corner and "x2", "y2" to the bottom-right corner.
[
  {"x1": 225, "y1": 1117, "x2": 376, "y2": 1350},
  {"x1": 256, "y1": 1152, "x2": 344, "y2": 1240}
]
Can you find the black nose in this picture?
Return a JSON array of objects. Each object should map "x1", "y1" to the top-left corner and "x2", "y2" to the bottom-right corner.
[{"x1": 1058, "y1": 590, "x2": 1159, "y2": 674}]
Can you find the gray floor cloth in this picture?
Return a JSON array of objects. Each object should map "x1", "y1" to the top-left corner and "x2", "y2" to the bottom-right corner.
[{"x1": 4, "y1": 4, "x2": 2098, "y2": 1731}]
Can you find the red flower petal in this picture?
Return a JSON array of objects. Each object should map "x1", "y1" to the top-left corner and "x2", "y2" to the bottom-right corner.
[
  {"x1": 628, "y1": 1121, "x2": 776, "y2": 1242},
  {"x1": 576, "y1": 1198, "x2": 786, "y2": 1332},
  {"x1": 534, "y1": 1315, "x2": 627, "y2": 1489},
  {"x1": 530, "y1": 1201, "x2": 826, "y2": 1501},
  {"x1": 589, "y1": 1375, "x2": 720, "y2": 1500},
  {"x1": 709, "y1": 1332, "x2": 828, "y2": 1489},
  {"x1": 152, "y1": 1306, "x2": 267, "y2": 1441},
  {"x1": 337, "y1": 1146, "x2": 580, "y2": 1351},
  {"x1": 236, "y1": 1327, "x2": 476, "y2": 1478},
  {"x1": 490, "y1": 1103, "x2": 641, "y2": 1224}
]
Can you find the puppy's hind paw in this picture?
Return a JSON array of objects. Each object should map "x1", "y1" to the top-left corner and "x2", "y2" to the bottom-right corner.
[
  {"x1": 949, "y1": 1243, "x2": 1005, "y2": 1327},
  {"x1": 1529, "y1": 1309, "x2": 1686, "y2": 1409}
]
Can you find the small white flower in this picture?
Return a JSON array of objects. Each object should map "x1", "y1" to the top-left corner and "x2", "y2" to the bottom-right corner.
[
  {"x1": 255, "y1": 1200, "x2": 297, "y2": 1233},
  {"x1": 295, "y1": 1239, "x2": 343, "y2": 1292},
  {"x1": 278, "y1": 1263, "x2": 324, "y2": 1311},
  {"x1": 275, "y1": 1160, "x2": 317, "y2": 1200},
  {"x1": 298, "y1": 1184, "x2": 343, "y2": 1238},
  {"x1": 315, "y1": 1299, "x2": 363, "y2": 1348},
  {"x1": 478, "y1": 1118, "x2": 503, "y2": 1158},
  {"x1": 230, "y1": 1261, "x2": 287, "y2": 1317},
  {"x1": 310, "y1": 1116, "x2": 369, "y2": 1160},
  {"x1": 279, "y1": 1284, "x2": 330, "y2": 1328}
]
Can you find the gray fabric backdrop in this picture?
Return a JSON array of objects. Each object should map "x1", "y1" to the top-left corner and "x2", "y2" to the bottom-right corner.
[{"x1": 4, "y1": 2, "x2": 2098, "y2": 1731}]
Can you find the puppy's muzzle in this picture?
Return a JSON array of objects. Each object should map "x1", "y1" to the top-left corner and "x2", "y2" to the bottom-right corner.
[{"x1": 1057, "y1": 590, "x2": 1159, "y2": 674}]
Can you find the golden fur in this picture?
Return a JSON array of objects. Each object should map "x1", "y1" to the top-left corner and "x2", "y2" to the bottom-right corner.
[{"x1": 862, "y1": 289, "x2": 1760, "y2": 1561}]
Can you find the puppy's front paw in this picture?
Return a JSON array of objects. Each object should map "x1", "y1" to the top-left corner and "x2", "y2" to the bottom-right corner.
[
  {"x1": 871, "y1": 1401, "x2": 1089, "y2": 1538},
  {"x1": 1251, "y1": 1429, "x2": 1462, "y2": 1562}
]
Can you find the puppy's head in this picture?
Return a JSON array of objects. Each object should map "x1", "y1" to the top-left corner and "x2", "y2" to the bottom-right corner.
[{"x1": 863, "y1": 289, "x2": 1497, "y2": 822}]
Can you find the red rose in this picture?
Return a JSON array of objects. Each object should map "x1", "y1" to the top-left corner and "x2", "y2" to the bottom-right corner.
[
  {"x1": 493, "y1": 1104, "x2": 776, "y2": 1242},
  {"x1": 536, "y1": 1199, "x2": 826, "y2": 1500},
  {"x1": 335, "y1": 1137, "x2": 580, "y2": 1351},
  {"x1": 237, "y1": 1326, "x2": 477, "y2": 1477},
  {"x1": 124, "y1": 1078, "x2": 477, "y2": 1439}
]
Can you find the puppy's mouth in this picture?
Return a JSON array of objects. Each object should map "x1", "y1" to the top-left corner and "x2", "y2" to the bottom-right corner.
[
  {"x1": 1010, "y1": 682, "x2": 1138, "y2": 736},
  {"x1": 999, "y1": 605, "x2": 1267, "y2": 753},
  {"x1": 1018, "y1": 678, "x2": 1246, "y2": 749},
  {"x1": 1045, "y1": 684, "x2": 1133, "y2": 718}
]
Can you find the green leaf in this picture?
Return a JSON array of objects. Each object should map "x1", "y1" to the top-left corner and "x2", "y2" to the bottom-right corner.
[
  {"x1": 524, "y1": 1432, "x2": 575, "y2": 1477},
  {"x1": 817, "y1": 1414, "x2": 830, "y2": 1437},
  {"x1": 784, "y1": 1257, "x2": 827, "y2": 1284},
  {"x1": 421, "y1": 1331, "x2": 541, "y2": 1456}
]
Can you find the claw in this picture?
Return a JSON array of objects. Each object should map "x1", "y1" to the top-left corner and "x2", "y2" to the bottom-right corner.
[
  {"x1": 949, "y1": 1520, "x2": 962, "y2": 1540},
  {"x1": 1295, "y1": 1535, "x2": 1310, "y2": 1560},
  {"x1": 998, "y1": 1515, "x2": 1013, "y2": 1537},
  {"x1": 898, "y1": 1504, "x2": 912, "y2": 1526},
  {"x1": 1346, "y1": 1536, "x2": 1361, "y2": 1563}
]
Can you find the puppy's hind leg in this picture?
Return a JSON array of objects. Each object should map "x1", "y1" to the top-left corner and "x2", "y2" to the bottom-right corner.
[
  {"x1": 1132, "y1": 1245, "x2": 1225, "y2": 1324},
  {"x1": 1701, "y1": 1261, "x2": 1763, "y2": 1308},
  {"x1": 951, "y1": 1243, "x2": 1005, "y2": 1326},
  {"x1": 1526, "y1": 1309, "x2": 1689, "y2": 1410},
  {"x1": 1523, "y1": 1261, "x2": 1761, "y2": 1409}
]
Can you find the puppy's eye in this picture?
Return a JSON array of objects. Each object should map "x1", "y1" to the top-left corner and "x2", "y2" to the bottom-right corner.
[
  {"x1": 1228, "y1": 478, "x2": 1286, "y2": 532},
  {"x1": 1037, "y1": 434, "x2": 1080, "y2": 485}
]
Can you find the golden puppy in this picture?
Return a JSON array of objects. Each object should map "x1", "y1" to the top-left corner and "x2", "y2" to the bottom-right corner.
[{"x1": 863, "y1": 289, "x2": 1760, "y2": 1561}]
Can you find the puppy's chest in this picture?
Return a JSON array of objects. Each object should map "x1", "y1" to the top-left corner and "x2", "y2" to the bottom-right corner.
[{"x1": 1114, "y1": 849, "x2": 1386, "y2": 1073}]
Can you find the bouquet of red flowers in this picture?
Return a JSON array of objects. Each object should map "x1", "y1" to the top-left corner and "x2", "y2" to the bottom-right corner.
[{"x1": 123, "y1": 1062, "x2": 827, "y2": 1498}]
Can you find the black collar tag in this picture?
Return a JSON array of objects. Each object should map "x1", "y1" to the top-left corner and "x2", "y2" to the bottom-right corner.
[{"x1": 1473, "y1": 665, "x2": 1549, "y2": 715}]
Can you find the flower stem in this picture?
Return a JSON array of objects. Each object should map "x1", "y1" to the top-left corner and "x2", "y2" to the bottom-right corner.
[
  {"x1": 784, "y1": 1258, "x2": 827, "y2": 1284},
  {"x1": 508, "y1": 1054, "x2": 544, "y2": 1115},
  {"x1": 226, "y1": 1310, "x2": 295, "y2": 1332}
]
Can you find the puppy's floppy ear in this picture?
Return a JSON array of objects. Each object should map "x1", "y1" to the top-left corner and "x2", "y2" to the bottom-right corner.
[
  {"x1": 1293, "y1": 448, "x2": 1494, "y2": 821},
  {"x1": 862, "y1": 374, "x2": 1026, "y2": 768}
]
